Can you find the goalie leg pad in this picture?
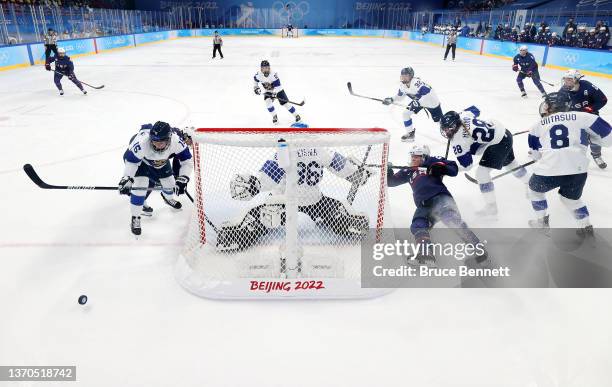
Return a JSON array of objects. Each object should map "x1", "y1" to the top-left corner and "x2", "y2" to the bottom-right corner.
[
  {"x1": 301, "y1": 196, "x2": 369, "y2": 237},
  {"x1": 216, "y1": 205, "x2": 269, "y2": 252}
]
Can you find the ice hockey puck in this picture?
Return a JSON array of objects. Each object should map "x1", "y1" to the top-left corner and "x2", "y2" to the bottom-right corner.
[{"x1": 78, "y1": 295, "x2": 88, "y2": 305}]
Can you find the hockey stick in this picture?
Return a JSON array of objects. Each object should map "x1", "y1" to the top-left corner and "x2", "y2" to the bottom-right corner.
[
  {"x1": 512, "y1": 130, "x2": 529, "y2": 136},
  {"x1": 463, "y1": 160, "x2": 536, "y2": 184},
  {"x1": 184, "y1": 191, "x2": 219, "y2": 233},
  {"x1": 52, "y1": 69, "x2": 105, "y2": 89},
  {"x1": 347, "y1": 145, "x2": 372, "y2": 205},
  {"x1": 347, "y1": 82, "x2": 409, "y2": 108},
  {"x1": 274, "y1": 95, "x2": 305, "y2": 106},
  {"x1": 24, "y1": 163, "x2": 154, "y2": 191},
  {"x1": 519, "y1": 71, "x2": 555, "y2": 87}
]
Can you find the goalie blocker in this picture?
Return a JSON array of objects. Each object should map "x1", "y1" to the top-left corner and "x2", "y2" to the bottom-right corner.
[{"x1": 175, "y1": 127, "x2": 392, "y2": 299}]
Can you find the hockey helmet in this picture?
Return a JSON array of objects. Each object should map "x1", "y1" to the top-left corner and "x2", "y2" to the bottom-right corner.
[
  {"x1": 261, "y1": 60, "x2": 271, "y2": 76},
  {"x1": 400, "y1": 67, "x2": 414, "y2": 85},
  {"x1": 538, "y1": 92, "x2": 571, "y2": 117},
  {"x1": 150, "y1": 121, "x2": 172, "y2": 152},
  {"x1": 440, "y1": 111, "x2": 462, "y2": 139},
  {"x1": 409, "y1": 143, "x2": 430, "y2": 157},
  {"x1": 519, "y1": 45, "x2": 528, "y2": 53},
  {"x1": 562, "y1": 69, "x2": 583, "y2": 90},
  {"x1": 57, "y1": 47, "x2": 66, "y2": 56}
]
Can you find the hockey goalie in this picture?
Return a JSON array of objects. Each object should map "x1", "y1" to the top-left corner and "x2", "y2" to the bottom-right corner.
[{"x1": 216, "y1": 145, "x2": 374, "y2": 253}]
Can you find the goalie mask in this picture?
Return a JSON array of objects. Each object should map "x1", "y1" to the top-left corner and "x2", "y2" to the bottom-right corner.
[
  {"x1": 440, "y1": 111, "x2": 462, "y2": 139},
  {"x1": 261, "y1": 60, "x2": 271, "y2": 76},
  {"x1": 150, "y1": 121, "x2": 172, "y2": 152},
  {"x1": 538, "y1": 92, "x2": 571, "y2": 117}
]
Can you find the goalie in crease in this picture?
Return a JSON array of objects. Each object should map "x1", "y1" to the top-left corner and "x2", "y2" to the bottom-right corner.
[{"x1": 216, "y1": 140, "x2": 374, "y2": 252}]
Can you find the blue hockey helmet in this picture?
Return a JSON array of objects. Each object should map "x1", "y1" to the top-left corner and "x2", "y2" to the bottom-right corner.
[
  {"x1": 150, "y1": 121, "x2": 172, "y2": 152},
  {"x1": 440, "y1": 111, "x2": 462, "y2": 139}
]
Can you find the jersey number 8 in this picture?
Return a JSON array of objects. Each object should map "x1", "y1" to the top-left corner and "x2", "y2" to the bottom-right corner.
[{"x1": 549, "y1": 125, "x2": 569, "y2": 149}]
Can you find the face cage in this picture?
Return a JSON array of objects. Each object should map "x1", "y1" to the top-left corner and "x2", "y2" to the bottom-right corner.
[
  {"x1": 400, "y1": 74, "x2": 412, "y2": 85},
  {"x1": 151, "y1": 137, "x2": 171, "y2": 153},
  {"x1": 261, "y1": 66, "x2": 271, "y2": 76}
]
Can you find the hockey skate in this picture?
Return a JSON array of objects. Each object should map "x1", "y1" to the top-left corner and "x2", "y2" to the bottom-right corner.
[
  {"x1": 401, "y1": 131, "x2": 416, "y2": 142},
  {"x1": 131, "y1": 216, "x2": 142, "y2": 236},
  {"x1": 475, "y1": 203, "x2": 498, "y2": 218},
  {"x1": 272, "y1": 114, "x2": 278, "y2": 124},
  {"x1": 141, "y1": 203, "x2": 153, "y2": 217},
  {"x1": 295, "y1": 114, "x2": 301, "y2": 123},
  {"x1": 592, "y1": 153, "x2": 607, "y2": 169},
  {"x1": 520, "y1": 91, "x2": 527, "y2": 98},
  {"x1": 576, "y1": 225, "x2": 595, "y2": 239},
  {"x1": 161, "y1": 193, "x2": 182, "y2": 209},
  {"x1": 82, "y1": 89, "x2": 87, "y2": 95},
  {"x1": 59, "y1": 90, "x2": 64, "y2": 96},
  {"x1": 528, "y1": 214, "x2": 550, "y2": 233}
]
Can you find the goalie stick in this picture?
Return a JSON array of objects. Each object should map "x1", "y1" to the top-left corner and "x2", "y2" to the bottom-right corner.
[
  {"x1": 25, "y1": 163, "x2": 158, "y2": 191},
  {"x1": 52, "y1": 69, "x2": 105, "y2": 89},
  {"x1": 347, "y1": 145, "x2": 372, "y2": 205},
  {"x1": 464, "y1": 160, "x2": 536, "y2": 184}
]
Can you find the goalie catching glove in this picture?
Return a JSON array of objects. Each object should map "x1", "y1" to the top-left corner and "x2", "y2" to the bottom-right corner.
[
  {"x1": 230, "y1": 174, "x2": 261, "y2": 200},
  {"x1": 174, "y1": 175, "x2": 189, "y2": 195},
  {"x1": 118, "y1": 176, "x2": 134, "y2": 195}
]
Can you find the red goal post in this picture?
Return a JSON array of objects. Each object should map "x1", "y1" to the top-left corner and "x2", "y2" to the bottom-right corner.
[{"x1": 176, "y1": 127, "x2": 392, "y2": 299}]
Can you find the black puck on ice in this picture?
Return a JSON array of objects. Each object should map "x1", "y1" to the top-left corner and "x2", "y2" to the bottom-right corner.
[{"x1": 78, "y1": 295, "x2": 88, "y2": 305}]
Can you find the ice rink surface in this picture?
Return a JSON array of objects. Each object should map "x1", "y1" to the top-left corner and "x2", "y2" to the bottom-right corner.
[{"x1": 1, "y1": 36, "x2": 612, "y2": 386}]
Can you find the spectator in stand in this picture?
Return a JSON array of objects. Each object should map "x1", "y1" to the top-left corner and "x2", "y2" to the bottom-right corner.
[
  {"x1": 529, "y1": 22, "x2": 537, "y2": 39},
  {"x1": 548, "y1": 32, "x2": 562, "y2": 47},
  {"x1": 564, "y1": 28, "x2": 576, "y2": 47},
  {"x1": 562, "y1": 18, "x2": 577, "y2": 39},
  {"x1": 587, "y1": 28, "x2": 598, "y2": 48},
  {"x1": 576, "y1": 25, "x2": 588, "y2": 47},
  {"x1": 596, "y1": 20, "x2": 610, "y2": 35},
  {"x1": 596, "y1": 26, "x2": 609, "y2": 49},
  {"x1": 494, "y1": 24, "x2": 503, "y2": 40}
]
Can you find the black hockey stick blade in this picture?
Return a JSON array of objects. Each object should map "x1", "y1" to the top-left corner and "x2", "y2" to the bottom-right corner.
[
  {"x1": 23, "y1": 164, "x2": 152, "y2": 191},
  {"x1": 464, "y1": 160, "x2": 536, "y2": 184},
  {"x1": 51, "y1": 70, "x2": 104, "y2": 89}
]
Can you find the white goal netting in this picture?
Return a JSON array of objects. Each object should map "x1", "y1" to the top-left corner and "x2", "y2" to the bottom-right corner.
[
  {"x1": 175, "y1": 128, "x2": 392, "y2": 299},
  {"x1": 281, "y1": 27, "x2": 299, "y2": 38}
]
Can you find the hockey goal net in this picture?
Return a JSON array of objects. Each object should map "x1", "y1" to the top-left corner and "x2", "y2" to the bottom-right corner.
[
  {"x1": 281, "y1": 26, "x2": 299, "y2": 38},
  {"x1": 175, "y1": 127, "x2": 392, "y2": 299}
]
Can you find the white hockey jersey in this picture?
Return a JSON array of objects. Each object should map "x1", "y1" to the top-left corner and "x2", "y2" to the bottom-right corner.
[
  {"x1": 450, "y1": 106, "x2": 507, "y2": 169},
  {"x1": 528, "y1": 111, "x2": 612, "y2": 176},
  {"x1": 395, "y1": 77, "x2": 440, "y2": 108},
  {"x1": 256, "y1": 148, "x2": 362, "y2": 206},
  {"x1": 124, "y1": 130, "x2": 194, "y2": 177},
  {"x1": 253, "y1": 71, "x2": 283, "y2": 94}
]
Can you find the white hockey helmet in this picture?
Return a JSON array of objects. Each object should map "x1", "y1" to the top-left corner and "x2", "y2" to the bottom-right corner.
[
  {"x1": 57, "y1": 47, "x2": 66, "y2": 55},
  {"x1": 562, "y1": 69, "x2": 583, "y2": 90},
  {"x1": 600, "y1": 26, "x2": 607, "y2": 31},
  {"x1": 409, "y1": 143, "x2": 430, "y2": 158},
  {"x1": 519, "y1": 45, "x2": 528, "y2": 52}
]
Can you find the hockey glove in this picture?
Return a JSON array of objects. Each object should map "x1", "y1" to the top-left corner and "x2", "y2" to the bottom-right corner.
[
  {"x1": 408, "y1": 99, "x2": 421, "y2": 112},
  {"x1": 254, "y1": 86, "x2": 261, "y2": 95},
  {"x1": 230, "y1": 174, "x2": 261, "y2": 200},
  {"x1": 584, "y1": 106, "x2": 594, "y2": 114},
  {"x1": 382, "y1": 97, "x2": 394, "y2": 105},
  {"x1": 174, "y1": 175, "x2": 189, "y2": 195},
  {"x1": 118, "y1": 176, "x2": 134, "y2": 195},
  {"x1": 264, "y1": 92, "x2": 276, "y2": 100},
  {"x1": 526, "y1": 71, "x2": 533, "y2": 77},
  {"x1": 528, "y1": 149, "x2": 542, "y2": 161},
  {"x1": 512, "y1": 64, "x2": 519, "y2": 72},
  {"x1": 427, "y1": 162, "x2": 447, "y2": 177},
  {"x1": 45, "y1": 64, "x2": 51, "y2": 71}
]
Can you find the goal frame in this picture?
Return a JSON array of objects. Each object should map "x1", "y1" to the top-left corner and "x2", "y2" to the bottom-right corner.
[
  {"x1": 281, "y1": 26, "x2": 299, "y2": 38},
  {"x1": 176, "y1": 127, "x2": 392, "y2": 300}
]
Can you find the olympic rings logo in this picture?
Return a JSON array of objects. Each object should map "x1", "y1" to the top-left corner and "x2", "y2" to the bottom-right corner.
[{"x1": 272, "y1": 1, "x2": 310, "y2": 21}]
